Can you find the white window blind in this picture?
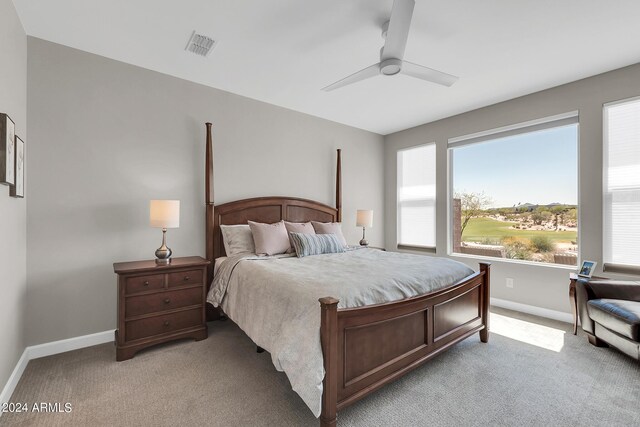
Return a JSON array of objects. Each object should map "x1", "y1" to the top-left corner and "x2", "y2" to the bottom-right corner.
[
  {"x1": 604, "y1": 98, "x2": 640, "y2": 271},
  {"x1": 397, "y1": 144, "x2": 436, "y2": 248}
]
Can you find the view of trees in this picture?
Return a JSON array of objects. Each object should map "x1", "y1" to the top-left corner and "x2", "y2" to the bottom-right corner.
[
  {"x1": 455, "y1": 191, "x2": 493, "y2": 235},
  {"x1": 454, "y1": 191, "x2": 578, "y2": 265}
]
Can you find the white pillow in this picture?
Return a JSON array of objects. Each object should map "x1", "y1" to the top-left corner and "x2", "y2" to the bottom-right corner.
[{"x1": 220, "y1": 224, "x2": 255, "y2": 255}]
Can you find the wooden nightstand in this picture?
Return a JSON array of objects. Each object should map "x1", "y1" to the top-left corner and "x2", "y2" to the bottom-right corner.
[{"x1": 113, "y1": 256, "x2": 210, "y2": 361}]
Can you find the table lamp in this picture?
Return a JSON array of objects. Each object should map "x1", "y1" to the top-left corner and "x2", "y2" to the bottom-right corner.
[
  {"x1": 150, "y1": 200, "x2": 180, "y2": 264},
  {"x1": 356, "y1": 210, "x2": 373, "y2": 246}
]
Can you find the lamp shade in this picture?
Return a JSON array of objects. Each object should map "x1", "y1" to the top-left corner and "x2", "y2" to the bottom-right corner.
[
  {"x1": 150, "y1": 200, "x2": 180, "y2": 228},
  {"x1": 356, "y1": 210, "x2": 373, "y2": 228}
]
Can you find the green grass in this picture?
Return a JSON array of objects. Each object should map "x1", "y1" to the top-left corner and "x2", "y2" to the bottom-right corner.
[{"x1": 462, "y1": 217, "x2": 576, "y2": 243}]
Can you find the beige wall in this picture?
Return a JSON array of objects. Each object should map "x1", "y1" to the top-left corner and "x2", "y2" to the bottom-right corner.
[
  {"x1": 385, "y1": 63, "x2": 640, "y2": 314},
  {"x1": 26, "y1": 38, "x2": 384, "y2": 346},
  {"x1": 0, "y1": 0, "x2": 27, "y2": 395}
]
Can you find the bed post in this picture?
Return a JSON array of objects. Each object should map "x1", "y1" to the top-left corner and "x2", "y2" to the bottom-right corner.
[
  {"x1": 204, "y1": 122, "x2": 218, "y2": 320},
  {"x1": 319, "y1": 297, "x2": 339, "y2": 427},
  {"x1": 336, "y1": 149, "x2": 342, "y2": 222},
  {"x1": 479, "y1": 262, "x2": 491, "y2": 343},
  {"x1": 205, "y1": 122, "x2": 221, "y2": 321},
  {"x1": 205, "y1": 123, "x2": 214, "y2": 282}
]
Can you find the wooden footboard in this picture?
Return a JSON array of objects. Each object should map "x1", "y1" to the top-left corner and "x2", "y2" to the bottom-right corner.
[{"x1": 319, "y1": 262, "x2": 490, "y2": 427}]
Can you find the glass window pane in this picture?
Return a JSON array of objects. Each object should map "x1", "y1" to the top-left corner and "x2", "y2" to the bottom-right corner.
[{"x1": 451, "y1": 123, "x2": 578, "y2": 265}]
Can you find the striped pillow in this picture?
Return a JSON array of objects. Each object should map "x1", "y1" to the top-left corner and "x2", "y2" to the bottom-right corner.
[{"x1": 289, "y1": 232, "x2": 346, "y2": 258}]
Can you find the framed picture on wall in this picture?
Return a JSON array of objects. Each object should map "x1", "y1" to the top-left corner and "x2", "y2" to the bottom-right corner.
[
  {"x1": 10, "y1": 136, "x2": 24, "y2": 198},
  {"x1": 0, "y1": 113, "x2": 16, "y2": 186}
]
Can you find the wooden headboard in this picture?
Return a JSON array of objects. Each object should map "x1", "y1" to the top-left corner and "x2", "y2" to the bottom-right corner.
[
  {"x1": 213, "y1": 197, "x2": 338, "y2": 260},
  {"x1": 204, "y1": 122, "x2": 342, "y2": 285}
]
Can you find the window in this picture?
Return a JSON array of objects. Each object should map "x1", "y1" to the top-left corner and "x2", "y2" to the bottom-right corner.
[
  {"x1": 603, "y1": 97, "x2": 640, "y2": 274},
  {"x1": 449, "y1": 113, "x2": 579, "y2": 265},
  {"x1": 397, "y1": 144, "x2": 436, "y2": 249}
]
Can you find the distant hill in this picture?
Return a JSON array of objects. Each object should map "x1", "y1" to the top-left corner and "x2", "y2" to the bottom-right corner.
[
  {"x1": 495, "y1": 202, "x2": 577, "y2": 212},
  {"x1": 487, "y1": 202, "x2": 577, "y2": 212}
]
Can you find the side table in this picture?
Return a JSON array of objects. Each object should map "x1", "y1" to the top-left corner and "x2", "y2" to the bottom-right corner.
[{"x1": 569, "y1": 273, "x2": 606, "y2": 335}]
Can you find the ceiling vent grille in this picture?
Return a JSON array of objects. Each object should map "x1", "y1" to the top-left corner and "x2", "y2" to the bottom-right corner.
[{"x1": 185, "y1": 31, "x2": 216, "y2": 57}]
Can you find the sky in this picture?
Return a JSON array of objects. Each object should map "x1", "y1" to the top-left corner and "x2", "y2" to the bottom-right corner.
[{"x1": 452, "y1": 124, "x2": 578, "y2": 208}]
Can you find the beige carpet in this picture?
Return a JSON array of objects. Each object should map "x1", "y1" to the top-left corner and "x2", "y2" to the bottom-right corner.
[{"x1": 2, "y1": 308, "x2": 639, "y2": 427}]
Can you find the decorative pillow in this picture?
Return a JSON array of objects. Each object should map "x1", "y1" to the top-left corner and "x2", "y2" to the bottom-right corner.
[
  {"x1": 248, "y1": 220, "x2": 291, "y2": 256},
  {"x1": 290, "y1": 232, "x2": 346, "y2": 258},
  {"x1": 284, "y1": 221, "x2": 316, "y2": 253},
  {"x1": 220, "y1": 224, "x2": 255, "y2": 255},
  {"x1": 311, "y1": 221, "x2": 347, "y2": 247}
]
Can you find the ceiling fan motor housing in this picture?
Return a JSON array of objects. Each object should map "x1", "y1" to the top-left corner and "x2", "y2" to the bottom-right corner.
[{"x1": 380, "y1": 58, "x2": 402, "y2": 75}]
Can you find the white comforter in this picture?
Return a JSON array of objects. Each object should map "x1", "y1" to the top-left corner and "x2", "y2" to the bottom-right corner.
[{"x1": 206, "y1": 248, "x2": 474, "y2": 417}]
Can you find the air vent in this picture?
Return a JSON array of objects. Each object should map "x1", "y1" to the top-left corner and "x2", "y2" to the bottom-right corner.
[{"x1": 185, "y1": 31, "x2": 216, "y2": 57}]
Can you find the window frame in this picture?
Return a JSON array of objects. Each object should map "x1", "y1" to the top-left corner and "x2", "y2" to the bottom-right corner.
[
  {"x1": 396, "y1": 142, "x2": 437, "y2": 252},
  {"x1": 602, "y1": 96, "x2": 640, "y2": 275},
  {"x1": 446, "y1": 112, "x2": 581, "y2": 268}
]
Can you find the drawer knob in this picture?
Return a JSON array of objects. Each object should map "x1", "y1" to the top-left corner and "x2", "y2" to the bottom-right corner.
[
  {"x1": 184, "y1": 276, "x2": 190, "y2": 281},
  {"x1": 164, "y1": 321, "x2": 170, "y2": 327},
  {"x1": 144, "y1": 281, "x2": 149, "y2": 286},
  {"x1": 164, "y1": 298, "x2": 171, "y2": 304}
]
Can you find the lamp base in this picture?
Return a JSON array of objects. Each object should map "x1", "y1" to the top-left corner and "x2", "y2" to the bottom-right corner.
[
  {"x1": 155, "y1": 228, "x2": 172, "y2": 265},
  {"x1": 359, "y1": 226, "x2": 369, "y2": 246}
]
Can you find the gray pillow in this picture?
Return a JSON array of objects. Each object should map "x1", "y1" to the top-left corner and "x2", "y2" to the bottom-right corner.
[
  {"x1": 289, "y1": 232, "x2": 346, "y2": 258},
  {"x1": 220, "y1": 224, "x2": 255, "y2": 255}
]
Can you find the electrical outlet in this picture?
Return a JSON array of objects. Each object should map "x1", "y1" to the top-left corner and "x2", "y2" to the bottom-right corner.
[{"x1": 506, "y1": 278, "x2": 514, "y2": 289}]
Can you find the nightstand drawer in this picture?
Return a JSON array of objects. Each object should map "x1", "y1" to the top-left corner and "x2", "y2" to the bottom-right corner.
[
  {"x1": 168, "y1": 269, "x2": 202, "y2": 287},
  {"x1": 126, "y1": 287, "x2": 202, "y2": 318},
  {"x1": 126, "y1": 274, "x2": 165, "y2": 294},
  {"x1": 125, "y1": 308, "x2": 202, "y2": 342}
]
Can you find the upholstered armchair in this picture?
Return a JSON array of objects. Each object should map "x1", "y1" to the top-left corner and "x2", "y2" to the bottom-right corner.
[{"x1": 575, "y1": 278, "x2": 640, "y2": 360}]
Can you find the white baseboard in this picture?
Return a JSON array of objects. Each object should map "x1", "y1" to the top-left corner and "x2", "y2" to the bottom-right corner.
[
  {"x1": 28, "y1": 330, "x2": 114, "y2": 360},
  {"x1": 0, "y1": 349, "x2": 29, "y2": 410},
  {"x1": 491, "y1": 297, "x2": 573, "y2": 324},
  {"x1": 0, "y1": 330, "x2": 114, "y2": 411}
]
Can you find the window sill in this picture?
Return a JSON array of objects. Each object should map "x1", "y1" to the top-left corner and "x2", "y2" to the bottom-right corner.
[
  {"x1": 397, "y1": 244, "x2": 436, "y2": 254},
  {"x1": 603, "y1": 263, "x2": 640, "y2": 276},
  {"x1": 450, "y1": 252, "x2": 577, "y2": 270}
]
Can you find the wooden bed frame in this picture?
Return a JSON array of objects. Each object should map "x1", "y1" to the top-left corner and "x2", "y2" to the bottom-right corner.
[{"x1": 203, "y1": 123, "x2": 490, "y2": 426}]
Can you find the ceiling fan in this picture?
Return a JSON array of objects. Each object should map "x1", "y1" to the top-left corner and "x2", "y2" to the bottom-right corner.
[{"x1": 322, "y1": 0, "x2": 458, "y2": 91}]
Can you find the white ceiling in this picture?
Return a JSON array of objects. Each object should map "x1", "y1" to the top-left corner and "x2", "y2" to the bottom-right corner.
[{"x1": 13, "y1": 0, "x2": 640, "y2": 135}]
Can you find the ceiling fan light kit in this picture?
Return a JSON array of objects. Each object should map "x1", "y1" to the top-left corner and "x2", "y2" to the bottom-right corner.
[{"x1": 322, "y1": 0, "x2": 458, "y2": 91}]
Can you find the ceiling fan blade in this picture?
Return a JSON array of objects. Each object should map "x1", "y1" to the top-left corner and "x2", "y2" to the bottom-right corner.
[
  {"x1": 401, "y1": 61, "x2": 459, "y2": 87},
  {"x1": 381, "y1": 0, "x2": 415, "y2": 61},
  {"x1": 321, "y1": 63, "x2": 380, "y2": 91}
]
